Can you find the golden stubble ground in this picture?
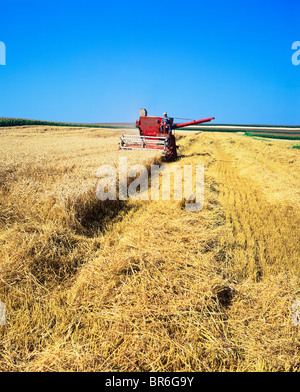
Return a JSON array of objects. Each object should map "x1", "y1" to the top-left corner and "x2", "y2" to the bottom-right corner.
[{"x1": 0, "y1": 126, "x2": 299, "y2": 371}]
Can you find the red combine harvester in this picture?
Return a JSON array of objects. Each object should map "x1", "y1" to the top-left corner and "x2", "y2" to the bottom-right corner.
[{"x1": 119, "y1": 109, "x2": 215, "y2": 161}]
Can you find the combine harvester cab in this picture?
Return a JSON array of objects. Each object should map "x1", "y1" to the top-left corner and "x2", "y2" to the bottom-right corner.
[{"x1": 119, "y1": 108, "x2": 215, "y2": 161}]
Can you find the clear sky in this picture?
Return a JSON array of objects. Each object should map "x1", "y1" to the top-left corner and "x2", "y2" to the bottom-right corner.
[{"x1": 0, "y1": 0, "x2": 299, "y2": 125}]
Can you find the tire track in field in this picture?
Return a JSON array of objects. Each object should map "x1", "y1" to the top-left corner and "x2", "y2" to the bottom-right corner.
[
  {"x1": 211, "y1": 134, "x2": 300, "y2": 282},
  {"x1": 212, "y1": 137, "x2": 262, "y2": 281}
]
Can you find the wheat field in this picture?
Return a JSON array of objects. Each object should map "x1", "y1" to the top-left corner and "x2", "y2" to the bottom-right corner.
[{"x1": 0, "y1": 125, "x2": 299, "y2": 371}]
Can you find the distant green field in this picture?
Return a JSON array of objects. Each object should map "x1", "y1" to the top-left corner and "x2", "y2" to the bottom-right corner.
[
  {"x1": 245, "y1": 132, "x2": 300, "y2": 141},
  {"x1": 176, "y1": 124, "x2": 300, "y2": 141},
  {"x1": 0, "y1": 117, "x2": 134, "y2": 129}
]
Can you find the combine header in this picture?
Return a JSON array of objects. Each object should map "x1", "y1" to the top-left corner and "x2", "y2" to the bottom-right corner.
[{"x1": 119, "y1": 109, "x2": 215, "y2": 161}]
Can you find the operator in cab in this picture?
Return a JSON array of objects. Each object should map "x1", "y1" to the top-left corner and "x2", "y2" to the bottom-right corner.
[{"x1": 160, "y1": 112, "x2": 171, "y2": 134}]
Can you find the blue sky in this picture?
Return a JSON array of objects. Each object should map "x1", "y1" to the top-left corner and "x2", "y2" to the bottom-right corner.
[{"x1": 0, "y1": 0, "x2": 299, "y2": 124}]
